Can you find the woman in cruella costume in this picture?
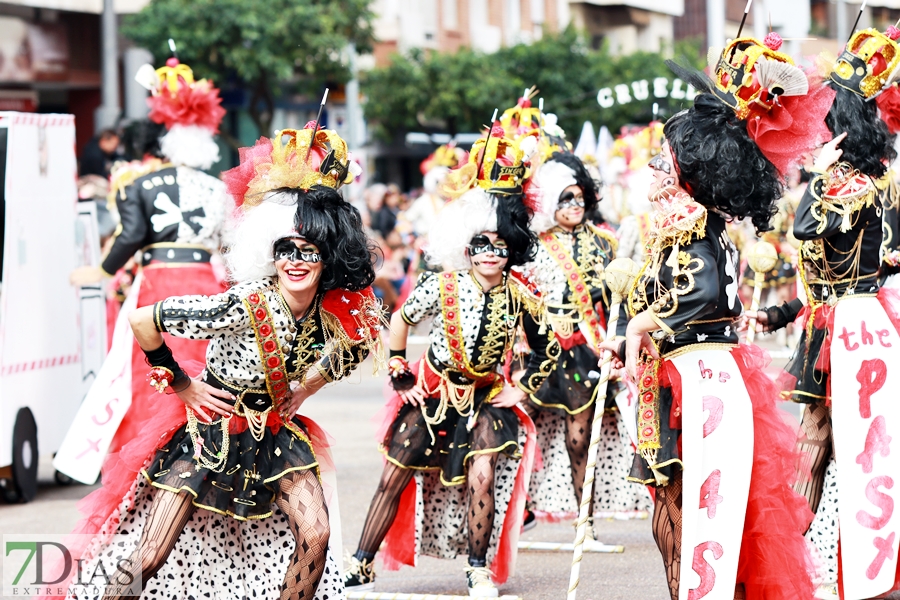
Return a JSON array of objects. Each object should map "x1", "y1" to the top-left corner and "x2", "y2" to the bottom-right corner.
[
  {"x1": 602, "y1": 35, "x2": 833, "y2": 600},
  {"x1": 52, "y1": 124, "x2": 382, "y2": 600}
]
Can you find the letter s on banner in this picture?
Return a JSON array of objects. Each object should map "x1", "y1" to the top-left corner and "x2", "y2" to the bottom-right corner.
[{"x1": 597, "y1": 88, "x2": 614, "y2": 108}]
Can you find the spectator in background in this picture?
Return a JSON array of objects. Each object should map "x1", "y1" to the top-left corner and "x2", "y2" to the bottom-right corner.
[
  {"x1": 79, "y1": 128, "x2": 123, "y2": 178},
  {"x1": 371, "y1": 183, "x2": 401, "y2": 238}
]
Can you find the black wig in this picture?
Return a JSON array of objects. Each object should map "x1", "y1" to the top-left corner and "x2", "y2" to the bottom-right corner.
[
  {"x1": 664, "y1": 93, "x2": 782, "y2": 234},
  {"x1": 121, "y1": 119, "x2": 167, "y2": 161},
  {"x1": 547, "y1": 152, "x2": 601, "y2": 216},
  {"x1": 274, "y1": 185, "x2": 377, "y2": 292},
  {"x1": 825, "y1": 84, "x2": 896, "y2": 179},
  {"x1": 494, "y1": 194, "x2": 538, "y2": 269}
]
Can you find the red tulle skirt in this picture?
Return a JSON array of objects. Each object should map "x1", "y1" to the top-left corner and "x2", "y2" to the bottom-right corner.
[
  {"x1": 732, "y1": 343, "x2": 816, "y2": 600},
  {"x1": 109, "y1": 262, "x2": 224, "y2": 453}
]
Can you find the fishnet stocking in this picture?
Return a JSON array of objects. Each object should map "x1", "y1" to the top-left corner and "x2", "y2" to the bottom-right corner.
[
  {"x1": 103, "y1": 488, "x2": 196, "y2": 600},
  {"x1": 356, "y1": 462, "x2": 415, "y2": 556},
  {"x1": 793, "y1": 403, "x2": 832, "y2": 515},
  {"x1": 275, "y1": 469, "x2": 331, "y2": 600},
  {"x1": 653, "y1": 473, "x2": 683, "y2": 600},
  {"x1": 467, "y1": 453, "x2": 498, "y2": 562},
  {"x1": 565, "y1": 407, "x2": 594, "y2": 515}
]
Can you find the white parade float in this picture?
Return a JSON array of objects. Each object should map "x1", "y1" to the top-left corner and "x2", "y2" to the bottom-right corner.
[{"x1": 0, "y1": 112, "x2": 105, "y2": 502}]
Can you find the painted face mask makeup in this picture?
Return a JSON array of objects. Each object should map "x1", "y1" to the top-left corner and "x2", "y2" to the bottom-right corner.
[
  {"x1": 557, "y1": 191, "x2": 585, "y2": 210},
  {"x1": 273, "y1": 238, "x2": 321, "y2": 263},
  {"x1": 467, "y1": 235, "x2": 510, "y2": 258}
]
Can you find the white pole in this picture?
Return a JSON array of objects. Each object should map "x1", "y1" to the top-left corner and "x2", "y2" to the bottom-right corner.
[{"x1": 707, "y1": 0, "x2": 725, "y2": 48}]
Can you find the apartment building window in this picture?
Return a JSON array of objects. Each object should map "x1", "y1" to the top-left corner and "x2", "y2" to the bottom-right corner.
[{"x1": 443, "y1": 0, "x2": 458, "y2": 30}]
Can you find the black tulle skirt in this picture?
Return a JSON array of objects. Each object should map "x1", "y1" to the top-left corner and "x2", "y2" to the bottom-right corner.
[
  {"x1": 530, "y1": 343, "x2": 604, "y2": 414},
  {"x1": 381, "y1": 386, "x2": 520, "y2": 487},
  {"x1": 627, "y1": 384, "x2": 682, "y2": 487},
  {"x1": 142, "y1": 415, "x2": 318, "y2": 520}
]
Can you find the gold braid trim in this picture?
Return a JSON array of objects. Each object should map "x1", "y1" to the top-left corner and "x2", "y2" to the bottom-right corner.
[
  {"x1": 807, "y1": 163, "x2": 880, "y2": 234},
  {"x1": 107, "y1": 159, "x2": 170, "y2": 208}
]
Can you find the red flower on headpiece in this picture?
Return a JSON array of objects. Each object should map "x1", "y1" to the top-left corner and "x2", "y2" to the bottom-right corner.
[
  {"x1": 763, "y1": 32, "x2": 783, "y2": 51},
  {"x1": 876, "y1": 84, "x2": 900, "y2": 133},
  {"x1": 887, "y1": 25, "x2": 900, "y2": 41},
  {"x1": 221, "y1": 137, "x2": 274, "y2": 207},
  {"x1": 147, "y1": 80, "x2": 226, "y2": 133},
  {"x1": 744, "y1": 74, "x2": 836, "y2": 175}
]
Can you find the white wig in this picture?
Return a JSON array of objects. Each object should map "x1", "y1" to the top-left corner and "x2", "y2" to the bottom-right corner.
[
  {"x1": 160, "y1": 124, "x2": 221, "y2": 170},
  {"x1": 423, "y1": 166, "x2": 450, "y2": 194},
  {"x1": 530, "y1": 160, "x2": 577, "y2": 234},
  {"x1": 424, "y1": 188, "x2": 497, "y2": 271},
  {"x1": 225, "y1": 192, "x2": 299, "y2": 283}
]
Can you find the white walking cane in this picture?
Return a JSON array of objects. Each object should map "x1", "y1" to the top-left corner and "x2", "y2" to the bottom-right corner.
[{"x1": 567, "y1": 257, "x2": 638, "y2": 600}]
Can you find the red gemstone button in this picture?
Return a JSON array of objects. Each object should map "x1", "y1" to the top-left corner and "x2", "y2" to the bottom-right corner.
[
  {"x1": 248, "y1": 293, "x2": 260, "y2": 304},
  {"x1": 273, "y1": 381, "x2": 286, "y2": 390},
  {"x1": 271, "y1": 371, "x2": 284, "y2": 380},
  {"x1": 448, "y1": 311, "x2": 455, "y2": 319},
  {"x1": 447, "y1": 298, "x2": 455, "y2": 306},
  {"x1": 266, "y1": 356, "x2": 281, "y2": 368},
  {"x1": 259, "y1": 324, "x2": 272, "y2": 336},
  {"x1": 263, "y1": 340, "x2": 277, "y2": 353},
  {"x1": 450, "y1": 339, "x2": 459, "y2": 348},
  {"x1": 448, "y1": 325, "x2": 457, "y2": 334},
  {"x1": 575, "y1": 284, "x2": 584, "y2": 292},
  {"x1": 255, "y1": 308, "x2": 266, "y2": 320},
  {"x1": 643, "y1": 409, "x2": 654, "y2": 420}
]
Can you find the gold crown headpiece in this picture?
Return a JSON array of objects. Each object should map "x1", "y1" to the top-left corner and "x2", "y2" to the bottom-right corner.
[
  {"x1": 420, "y1": 143, "x2": 467, "y2": 174},
  {"x1": 227, "y1": 123, "x2": 358, "y2": 209},
  {"x1": 830, "y1": 27, "x2": 900, "y2": 99},
  {"x1": 711, "y1": 33, "x2": 809, "y2": 119},
  {"x1": 439, "y1": 126, "x2": 532, "y2": 199},
  {"x1": 499, "y1": 97, "x2": 543, "y2": 138}
]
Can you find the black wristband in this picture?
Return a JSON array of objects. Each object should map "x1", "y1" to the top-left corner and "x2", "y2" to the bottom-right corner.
[
  {"x1": 143, "y1": 342, "x2": 190, "y2": 391},
  {"x1": 389, "y1": 348, "x2": 407, "y2": 360},
  {"x1": 616, "y1": 340, "x2": 627, "y2": 360}
]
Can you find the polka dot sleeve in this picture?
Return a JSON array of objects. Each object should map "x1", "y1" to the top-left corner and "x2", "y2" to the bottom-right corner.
[
  {"x1": 154, "y1": 292, "x2": 249, "y2": 340},
  {"x1": 399, "y1": 271, "x2": 440, "y2": 325}
]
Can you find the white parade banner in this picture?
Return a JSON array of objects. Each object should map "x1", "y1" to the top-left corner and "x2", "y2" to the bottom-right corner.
[
  {"x1": 671, "y1": 350, "x2": 753, "y2": 600},
  {"x1": 830, "y1": 296, "x2": 900, "y2": 599},
  {"x1": 53, "y1": 272, "x2": 143, "y2": 484}
]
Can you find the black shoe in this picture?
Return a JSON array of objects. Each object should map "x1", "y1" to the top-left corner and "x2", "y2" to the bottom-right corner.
[
  {"x1": 522, "y1": 509, "x2": 537, "y2": 532},
  {"x1": 344, "y1": 555, "x2": 375, "y2": 591}
]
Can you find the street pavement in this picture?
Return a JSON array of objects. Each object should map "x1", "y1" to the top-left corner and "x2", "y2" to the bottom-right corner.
[{"x1": 2, "y1": 339, "x2": 896, "y2": 599}]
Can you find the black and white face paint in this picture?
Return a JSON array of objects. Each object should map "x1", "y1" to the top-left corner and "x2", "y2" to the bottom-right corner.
[
  {"x1": 273, "y1": 238, "x2": 322, "y2": 263},
  {"x1": 467, "y1": 234, "x2": 510, "y2": 259}
]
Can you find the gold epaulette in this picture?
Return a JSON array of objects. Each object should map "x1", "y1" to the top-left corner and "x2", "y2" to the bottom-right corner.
[
  {"x1": 810, "y1": 162, "x2": 879, "y2": 233},
  {"x1": 508, "y1": 273, "x2": 545, "y2": 320},
  {"x1": 107, "y1": 158, "x2": 170, "y2": 209},
  {"x1": 587, "y1": 222, "x2": 619, "y2": 253}
]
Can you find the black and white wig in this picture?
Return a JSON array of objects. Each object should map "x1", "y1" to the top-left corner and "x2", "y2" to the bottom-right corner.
[
  {"x1": 425, "y1": 187, "x2": 536, "y2": 271},
  {"x1": 227, "y1": 185, "x2": 376, "y2": 291}
]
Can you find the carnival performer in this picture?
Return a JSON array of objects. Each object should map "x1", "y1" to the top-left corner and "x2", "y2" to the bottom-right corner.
[
  {"x1": 754, "y1": 27, "x2": 900, "y2": 599},
  {"x1": 402, "y1": 143, "x2": 467, "y2": 239},
  {"x1": 48, "y1": 124, "x2": 380, "y2": 600},
  {"x1": 600, "y1": 35, "x2": 833, "y2": 600},
  {"x1": 516, "y1": 150, "x2": 650, "y2": 526},
  {"x1": 58, "y1": 57, "x2": 230, "y2": 481},
  {"x1": 343, "y1": 127, "x2": 550, "y2": 598}
]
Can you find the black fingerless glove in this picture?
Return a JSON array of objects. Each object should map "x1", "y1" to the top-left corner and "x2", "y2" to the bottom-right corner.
[
  {"x1": 143, "y1": 342, "x2": 191, "y2": 393},
  {"x1": 388, "y1": 349, "x2": 416, "y2": 392},
  {"x1": 762, "y1": 298, "x2": 804, "y2": 332}
]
